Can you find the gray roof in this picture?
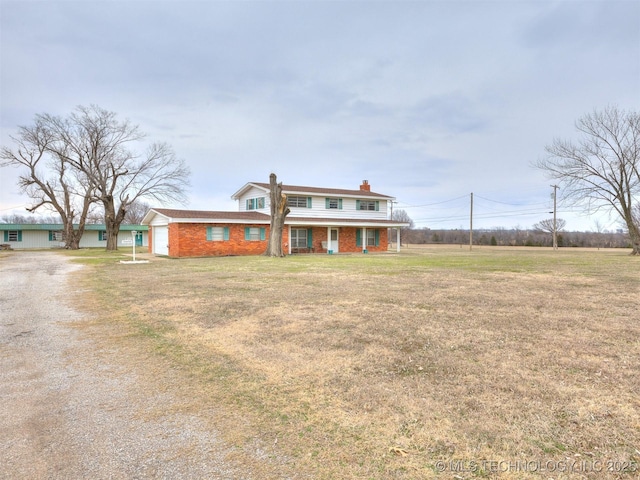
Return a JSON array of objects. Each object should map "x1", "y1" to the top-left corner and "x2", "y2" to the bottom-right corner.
[
  {"x1": 233, "y1": 182, "x2": 394, "y2": 200},
  {"x1": 0, "y1": 223, "x2": 147, "y2": 231}
]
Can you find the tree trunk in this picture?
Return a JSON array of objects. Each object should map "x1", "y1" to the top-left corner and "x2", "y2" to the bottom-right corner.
[
  {"x1": 264, "y1": 173, "x2": 290, "y2": 257},
  {"x1": 626, "y1": 218, "x2": 640, "y2": 255},
  {"x1": 103, "y1": 196, "x2": 127, "y2": 251},
  {"x1": 64, "y1": 221, "x2": 81, "y2": 249}
]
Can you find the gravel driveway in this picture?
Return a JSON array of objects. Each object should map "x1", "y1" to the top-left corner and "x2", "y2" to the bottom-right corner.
[{"x1": 0, "y1": 252, "x2": 255, "y2": 479}]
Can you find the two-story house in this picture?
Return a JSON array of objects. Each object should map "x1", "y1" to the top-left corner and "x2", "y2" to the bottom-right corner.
[{"x1": 142, "y1": 180, "x2": 409, "y2": 257}]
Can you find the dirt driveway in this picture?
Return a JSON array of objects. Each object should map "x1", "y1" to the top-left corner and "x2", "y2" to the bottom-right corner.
[{"x1": 0, "y1": 252, "x2": 255, "y2": 479}]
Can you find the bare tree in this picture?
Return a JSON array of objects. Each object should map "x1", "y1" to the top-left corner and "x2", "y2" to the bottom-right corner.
[
  {"x1": 536, "y1": 106, "x2": 640, "y2": 255},
  {"x1": 1, "y1": 213, "x2": 62, "y2": 224},
  {"x1": 1, "y1": 117, "x2": 97, "y2": 248},
  {"x1": 33, "y1": 105, "x2": 189, "y2": 250},
  {"x1": 392, "y1": 209, "x2": 414, "y2": 246},
  {"x1": 533, "y1": 218, "x2": 567, "y2": 233},
  {"x1": 123, "y1": 199, "x2": 151, "y2": 224},
  {"x1": 264, "y1": 173, "x2": 290, "y2": 257}
]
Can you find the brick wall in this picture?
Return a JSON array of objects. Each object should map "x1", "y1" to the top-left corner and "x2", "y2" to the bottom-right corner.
[
  {"x1": 339, "y1": 227, "x2": 388, "y2": 253},
  {"x1": 167, "y1": 223, "x2": 278, "y2": 257},
  {"x1": 305, "y1": 227, "x2": 388, "y2": 253},
  {"x1": 152, "y1": 223, "x2": 387, "y2": 257}
]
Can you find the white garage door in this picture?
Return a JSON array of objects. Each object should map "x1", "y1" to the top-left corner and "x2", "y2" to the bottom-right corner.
[{"x1": 153, "y1": 226, "x2": 169, "y2": 256}]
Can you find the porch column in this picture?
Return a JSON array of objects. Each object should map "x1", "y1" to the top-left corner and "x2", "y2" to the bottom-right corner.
[
  {"x1": 362, "y1": 227, "x2": 367, "y2": 253},
  {"x1": 396, "y1": 227, "x2": 401, "y2": 253},
  {"x1": 288, "y1": 225, "x2": 291, "y2": 255}
]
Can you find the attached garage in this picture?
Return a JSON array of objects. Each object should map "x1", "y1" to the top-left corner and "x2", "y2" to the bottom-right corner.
[{"x1": 152, "y1": 225, "x2": 169, "y2": 256}]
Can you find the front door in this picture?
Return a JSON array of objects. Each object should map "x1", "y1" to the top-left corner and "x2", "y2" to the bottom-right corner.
[{"x1": 330, "y1": 228, "x2": 339, "y2": 253}]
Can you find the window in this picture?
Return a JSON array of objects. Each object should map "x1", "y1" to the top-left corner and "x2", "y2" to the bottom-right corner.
[
  {"x1": 325, "y1": 198, "x2": 342, "y2": 209},
  {"x1": 49, "y1": 231, "x2": 64, "y2": 242},
  {"x1": 357, "y1": 200, "x2": 379, "y2": 211},
  {"x1": 291, "y1": 228, "x2": 309, "y2": 248},
  {"x1": 4, "y1": 230, "x2": 22, "y2": 242},
  {"x1": 366, "y1": 229, "x2": 377, "y2": 246},
  {"x1": 244, "y1": 227, "x2": 266, "y2": 241},
  {"x1": 356, "y1": 229, "x2": 380, "y2": 247},
  {"x1": 246, "y1": 197, "x2": 265, "y2": 210},
  {"x1": 287, "y1": 196, "x2": 311, "y2": 208},
  {"x1": 206, "y1": 226, "x2": 229, "y2": 241},
  {"x1": 99, "y1": 231, "x2": 107, "y2": 241}
]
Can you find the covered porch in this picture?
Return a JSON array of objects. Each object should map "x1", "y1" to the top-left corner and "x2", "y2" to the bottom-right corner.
[{"x1": 285, "y1": 219, "x2": 405, "y2": 255}]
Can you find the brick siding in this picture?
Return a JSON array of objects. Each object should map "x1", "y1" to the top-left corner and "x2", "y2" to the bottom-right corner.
[
  {"x1": 301, "y1": 227, "x2": 388, "y2": 254},
  {"x1": 151, "y1": 224, "x2": 387, "y2": 257}
]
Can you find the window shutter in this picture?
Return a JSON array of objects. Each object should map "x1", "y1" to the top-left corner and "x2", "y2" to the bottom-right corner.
[
  {"x1": 307, "y1": 228, "x2": 313, "y2": 248},
  {"x1": 375, "y1": 229, "x2": 380, "y2": 246},
  {"x1": 307, "y1": 197, "x2": 312, "y2": 208},
  {"x1": 49, "y1": 231, "x2": 54, "y2": 241},
  {"x1": 206, "y1": 227, "x2": 213, "y2": 241},
  {"x1": 356, "y1": 229, "x2": 362, "y2": 247},
  {"x1": 325, "y1": 198, "x2": 330, "y2": 209},
  {"x1": 356, "y1": 200, "x2": 361, "y2": 210},
  {"x1": 18, "y1": 231, "x2": 22, "y2": 242},
  {"x1": 3, "y1": 231, "x2": 8, "y2": 242},
  {"x1": 223, "y1": 227, "x2": 230, "y2": 241},
  {"x1": 260, "y1": 228, "x2": 266, "y2": 241},
  {"x1": 338, "y1": 199, "x2": 343, "y2": 210},
  {"x1": 375, "y1": 201, "x2": 380, "y2": 211},
  {"x1": 245, "y1": 227, "x2": 250, "y2": 240}
]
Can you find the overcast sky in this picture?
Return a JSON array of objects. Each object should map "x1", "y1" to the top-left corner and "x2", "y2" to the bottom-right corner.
[{"x1": 1, "y1": 0, "x2": 639, "y2": 231}]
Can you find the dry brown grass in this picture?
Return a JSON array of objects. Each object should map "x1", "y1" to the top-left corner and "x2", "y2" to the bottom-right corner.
[{"x1": 70, "y1": 246, "x2": 640, "y2": 479}]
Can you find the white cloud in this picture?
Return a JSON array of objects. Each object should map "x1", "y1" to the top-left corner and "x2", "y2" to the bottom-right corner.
[{"x1": 1, "y1": 0, "x2": 639, "y2": 231}]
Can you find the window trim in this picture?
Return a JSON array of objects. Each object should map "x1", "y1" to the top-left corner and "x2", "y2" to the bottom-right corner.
[
  {"x1": 206, "y1": 226, "x2": 230, "y2": 241},
  {"x1": 4, "y1": 230, "x2": 22, "y2": 242},
  {"x1": 356, "y1": 229, "x2": 380, "y2": 247},
  {"x1": 325, "y1": 198, "x2": 343, "y2": 210},
  {"x1": 49, "y1": 230, "x2": 64, "y2": 242},
  {"x1": 287, "y1": 196, "x2": 312, "y2": 208},
  {"x1": 356, "y1": 200, "x2": 379, "y2": 211},
  {"x1": 244, "y1": 227, "x2": 266, "y2": 241},
  {"x1": 291, "y1": 228, "x2": 312, "y2": 248},
  {"x1": 246, "y1": 197, "x2": 266, "y2": 210}
]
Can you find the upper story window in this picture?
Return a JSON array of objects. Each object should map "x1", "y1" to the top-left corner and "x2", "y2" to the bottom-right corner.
[
  {"x1": 325, "y1": 198, "x2": 342, "y2": 209},
  {"x1": 246, "y1": 197, "x2": 265, "y2": 210},
  {"x1": 287, "y1": 196, "x2": 311, "y2": 208},
  {"x1": 357, "y1": 200, "x2": 379, "y2": 211}
]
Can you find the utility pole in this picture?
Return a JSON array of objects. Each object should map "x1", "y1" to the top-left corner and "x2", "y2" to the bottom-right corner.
[
  {"x1": 551, "y1": 185, "x2": 558, "y2": 250},
  {"x1": 469, "y1": 192, "x2": 473, "y2": 251}
]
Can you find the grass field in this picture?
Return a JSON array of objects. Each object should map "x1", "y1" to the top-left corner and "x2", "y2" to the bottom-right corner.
[{"x1": 67, "y1": 246, "x2": 639, "y2": 479}]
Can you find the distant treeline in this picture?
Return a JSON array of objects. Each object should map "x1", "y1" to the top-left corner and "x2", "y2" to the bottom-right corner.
[{"x1": 400, "y1": 228, "x2": 631, "y2": 249}]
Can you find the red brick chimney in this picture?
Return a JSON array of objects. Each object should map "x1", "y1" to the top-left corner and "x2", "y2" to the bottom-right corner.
[{"x1": 360, "y1": 180, "x2": 370, "y2": 192}]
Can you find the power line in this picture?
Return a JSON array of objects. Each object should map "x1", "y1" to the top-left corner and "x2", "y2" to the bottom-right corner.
[{"x1": 397, "y1": 194, "x2": 469, "y2": 208}]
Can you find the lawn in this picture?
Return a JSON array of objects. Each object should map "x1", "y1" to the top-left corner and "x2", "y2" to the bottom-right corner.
[{"x1": 70, "y1": 246, "x2": 640, "y2": 479}]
